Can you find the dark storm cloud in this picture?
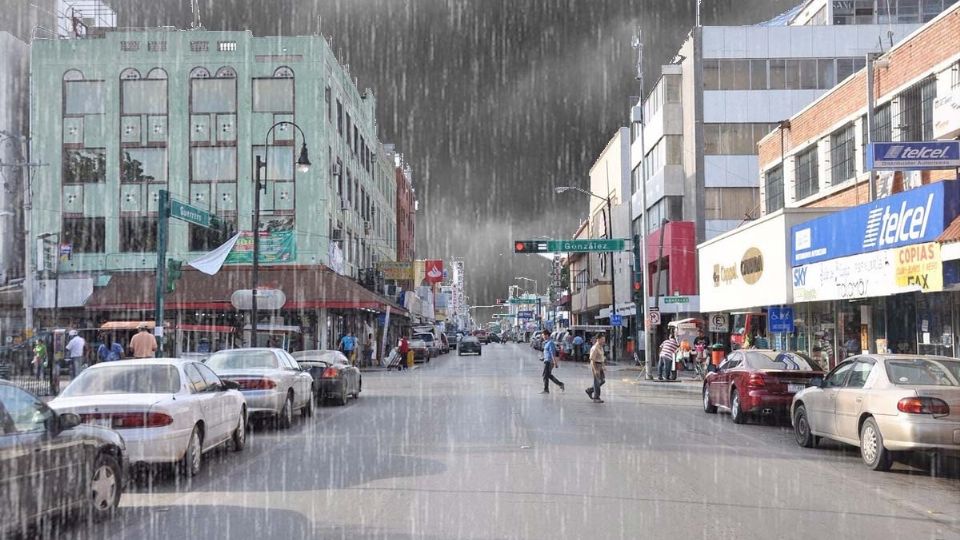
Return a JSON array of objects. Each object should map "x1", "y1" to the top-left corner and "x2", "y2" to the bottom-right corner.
[{"x1": 114, "y1": 0, "x2": 797, "y2": 303}]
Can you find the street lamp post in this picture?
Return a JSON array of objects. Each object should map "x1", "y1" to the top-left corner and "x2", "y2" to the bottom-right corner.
[
  {"x1": 251, "y1": 122, "x2": 311, "y2": 345},
  {"x1": 555, "y1": 185, "x2": 618, "y2": 366}
]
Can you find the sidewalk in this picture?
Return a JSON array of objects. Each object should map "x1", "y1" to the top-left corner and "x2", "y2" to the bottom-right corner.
[{"x1": 608, "y1": 365, "x2": 703, "y2": 395}]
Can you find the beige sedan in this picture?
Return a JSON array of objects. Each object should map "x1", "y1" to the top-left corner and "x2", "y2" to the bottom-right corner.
[{"x1": 791, "y1": 354, "x2": 960, "y2": 471}]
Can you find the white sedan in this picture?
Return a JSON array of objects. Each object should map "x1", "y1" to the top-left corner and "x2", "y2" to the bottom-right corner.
[
  {"x1": 49, "y1": 359, "x2": 247, "y2": 477},
  {"x1": 204, "y1": 348, "x2": 314, "y2": 428}
]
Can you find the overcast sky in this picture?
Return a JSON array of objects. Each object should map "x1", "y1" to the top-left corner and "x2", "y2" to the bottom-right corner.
[{"x1": 115, "y1": 0, "x2": 797, "y2": 304}]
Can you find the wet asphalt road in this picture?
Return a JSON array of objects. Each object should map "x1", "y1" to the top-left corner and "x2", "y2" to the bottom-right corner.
[{"x1": 57, "y1": 343, "x2": 960, "y2": 539}]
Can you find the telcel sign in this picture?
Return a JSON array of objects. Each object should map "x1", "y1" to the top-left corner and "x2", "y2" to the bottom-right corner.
[
  {"x1": 791, "y1": 181, "x2": 960, "y2": 266},
  {"x1": 867, "y1": 141, "x2": 960, "y2": 170}
]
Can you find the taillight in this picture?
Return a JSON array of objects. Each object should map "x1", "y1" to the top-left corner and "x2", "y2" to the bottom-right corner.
[
  {"x1": 747, "y1": 373, "x2": 766, "y2": 388},
  {"x1": 897, "y1": 397, "x2": 950, "y2": 416},
  {"x1": 321, "y1": 367, "x2": 339, "y2": 378},
  {"x1": 234, "y1": 378, "x2": 277, "y2": 390},
  {"x1": 80, "y1": 412, "x2": 174, "y2": 429}
]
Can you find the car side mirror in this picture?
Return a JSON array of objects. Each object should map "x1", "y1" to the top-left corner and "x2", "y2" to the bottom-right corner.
[
  {"x1": 810, "y1": 376, "x2": 824, "y2": 388},
  {"x1": 57, "y1": 412, "x2": 82, "y2": 432},
  {"x1": 222, "y1": 379, "x2": 240, "y2": 390}
]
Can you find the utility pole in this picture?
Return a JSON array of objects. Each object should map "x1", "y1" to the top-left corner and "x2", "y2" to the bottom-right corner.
[
  {"x1": 632, "y1": 32, "x2": 655, "y2": 378},
  {"x1": 865, "y1": 52, "x2": 879, "y2": 202}
]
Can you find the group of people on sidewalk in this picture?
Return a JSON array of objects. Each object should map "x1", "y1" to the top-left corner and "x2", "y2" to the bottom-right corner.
[
  {"x1": 32, "y1": 324, "x2": 158, "y2": 380},
  {"x1": 337, "y1": 331, "x2": 379, "y2": 367},
  {"x1": 656, "y1": 328, "x2": 711, "y2": 381},
  {"x1": 539, "y1": 329, "x2": 606, "y2": 403}
]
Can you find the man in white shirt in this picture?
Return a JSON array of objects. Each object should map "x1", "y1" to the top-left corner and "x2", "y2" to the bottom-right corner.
[{"x1": 65, "y1": 329, "x2": 86, "y2": 378}]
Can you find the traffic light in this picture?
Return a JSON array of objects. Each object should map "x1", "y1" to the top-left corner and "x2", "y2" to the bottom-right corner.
[
  {"x1": 631, "y1": 234, "x2": 643, "y2": 303},
  {"x1": 166, "y1": 259, "x2": 183, "y2": 294},
  {"x1": 513, "y1": 240, "x2": 549, "y2": 253}
]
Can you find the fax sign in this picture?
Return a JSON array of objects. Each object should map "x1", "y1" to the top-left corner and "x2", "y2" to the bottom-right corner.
[
  {"x1": 768, "y1": 307, "x2": 795, "y2": 333},
  {"x1": 867, "y1": 141, "x2": 960, "y2": 170}
]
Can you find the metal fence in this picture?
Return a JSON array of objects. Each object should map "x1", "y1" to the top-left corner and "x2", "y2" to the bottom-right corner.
[{"x1": 0, "y1": 340, "x2": 58, "y2": 397}]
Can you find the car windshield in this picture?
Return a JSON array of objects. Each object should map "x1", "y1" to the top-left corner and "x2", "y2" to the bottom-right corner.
[
  {"x1": 415, "y1": 334, "x2": 434, "y2": 342},
  {"x1": 205, "y1": 350, "x2": 279, "y2": 370},
  {"x1": 61, "y1": 365, "x2": 181, "y2": 396},
  {"x1": 885, "y1": 358, "x2": 960, "y2": 386},
  {"x1": 462, "y1": 337, "x2": 479, "y2": 343},
  {"x1": 745, "y1": 351, "x2": 821, "y2": 371}
]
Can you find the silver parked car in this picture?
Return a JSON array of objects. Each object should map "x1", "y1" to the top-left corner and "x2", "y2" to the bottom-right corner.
[
  {"x1": 205, "y1": 348, "x2": 314, "y2": 428},
  {"x1": 791, "y1": 354, "x2": 960, "y2": 471}
]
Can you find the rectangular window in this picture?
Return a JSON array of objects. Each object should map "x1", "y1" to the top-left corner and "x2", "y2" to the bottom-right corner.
[
  {"x1": 252, "y1": 146, "x2": 294, "y2": 181},
  {"x1": 62, "y1": 217, "x2": 105, "y2": 253},
  {"x1": 830, "y1": 124, "x2": 856, "y2": 185},
  {"x1": 765, "y1": 166, "x2": 784, "y2": 214},
  {"x1": 795, "y1": 146, "x2": 819, "y2": 200},
  {"x1": 952, "y1": 62, "x2": 960, "y2": 89},
  {"x1": 750, "y1": 60, "x2": 767, "y2": 90},
  {"x1": 121, "y1": 79, "x2": 167, "y2": 114},
  {"x1": 191, "y1": 147, "x2": 237, "y2": 182},
  {"x1": 63, "y1": 148, "x2": 106, "y2": 184},
  {"x1": 785, "y1": 60, "x2": 801, "y2": 89},
  {"x1": 325, "y1": 86, "x2": 332, "y2": 121},
  {"x1": 337, "y1": 100, "x2": 343, "y2": 134},
  {"x1": 345, "y1": 113, "x2": 352, "y2": 143},
  {"x1": 799, "y1": 59, "x2": 818, "y2": 89},
  {"x1": 252, "y1": 78, "x2": 294, "y2": 113},
  {"x1": 190, "y1": 217, "x2": 236, "y2": 251},
  {"x1": 119, "y1": 216, "x2": 158, "y2": 253},
  {"x1": 768, "y1": 59, "x2": 786, "y2": 90},
  {"x1": 704, "y1": 188, "x2": 757, "y2": 220},
  {"x1": 191, "y1": 78, "x2": 236, "y2": 113},
  {"x1": 64, "y1": 81, "x2": 105, "y2": 115},
  {"x1": 703, "y1": 59, "x2": 719, "y2": 90},
  {"x1": 121, "y1": 148, "x2": 167, "y2": 183},
  {"x1": 873, "y1": 102, "x2": 892, "y2": 142},
  {"x1": 923, "y1": 0, "x2": 946, "y2": 21},
  {"x1": 817, "y1": 59, "x2": 836, "y2": 89},
  {"x1": 896, "y1": 77, "x2": 936, "y2": 141},
  {"x1": 703, "y1": 123, "x2": 774, "y2": 155}
]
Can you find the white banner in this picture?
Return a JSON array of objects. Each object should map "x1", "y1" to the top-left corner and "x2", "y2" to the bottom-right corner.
[{"x1": 188, "y1": 233, "x2": 241, "y2": 275}]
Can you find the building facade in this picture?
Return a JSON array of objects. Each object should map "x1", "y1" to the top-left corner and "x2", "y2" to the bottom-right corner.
[
  {"x1": 629, "y1": 0, "x2": 945, "y2": 321},
  {"x1": 395, "y1": 153, "x2": 416, "y2": 263}
]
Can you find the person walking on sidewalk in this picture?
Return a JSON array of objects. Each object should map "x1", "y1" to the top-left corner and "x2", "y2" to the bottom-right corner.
[
  {"x1": 657, "y1": 331, "x2": 680, "y2": 381},
  {"x1": 65, "y1": 329, "x2": 86, "y2": 378},
  {"x1": 130, "y1": 324, "x2": 157, "y2": 359},
  {"x1": 397, "y1": 335, "x2": 410, "y2": 371},
  {"x1": 586, "y1": 333, "x2": 606, "y2": 403},
  {"x1": 572, "y1": 334, "x2": 584, "y2": 362},
  {"x1": 339, "y1": 332, "x2": 357, "y2": 366},
  {"x1": 539, "y1": 330, "x2": 565, "y2": 394}
]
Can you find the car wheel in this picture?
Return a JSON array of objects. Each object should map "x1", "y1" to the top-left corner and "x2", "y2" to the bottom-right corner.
[
  {"x1": 337, "y1": 389, "x2": 348, "y2": 406},
  {"x1": 277, "y1": 393, "x2": 294, "y2": 429},
  {"x1": 703, "y1": 386, "x2": 717, "y2": 414},
  {"x1": 793, "y1": 405, "x2": 816, "y2": 448},
  {"x1": 353, "y1": 378, "x2": 362, "y2": 398},
  {"x1": 88, "y1": 453, "x2": 121, "y2": 522},
  {"x1": 860, "y1": 417, "x2": 893, "y2": 471},
  {"x1": 730, "y1": 388, "x2": 746, "y2": 424},
  {"x1": 181, "y1": 425, "x2": 203, "y2": 477},
  {"x1": 232, "y1": 408, "x2": 247, "y2": 451},
  {"x1": 301, "y1": 392, "x2": 314, "y2": 418}
]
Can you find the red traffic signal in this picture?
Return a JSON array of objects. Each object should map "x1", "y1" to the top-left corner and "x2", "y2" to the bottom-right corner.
[
  {"x1": 515, "y1": 242, "x2": 528, "y2": 252},
  {"x1": 633, "y1": 281, "x2": 641, "y2": 291}
]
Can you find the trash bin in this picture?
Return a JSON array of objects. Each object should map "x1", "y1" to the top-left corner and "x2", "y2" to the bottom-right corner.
[{"x1": 710, "y1": 344, "x2": 725, "y2": 368}]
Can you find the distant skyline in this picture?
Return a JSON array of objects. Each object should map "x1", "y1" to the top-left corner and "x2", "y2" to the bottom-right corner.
[{"x1": 112, "y1": 0, "x2": 797, "y2": 303}]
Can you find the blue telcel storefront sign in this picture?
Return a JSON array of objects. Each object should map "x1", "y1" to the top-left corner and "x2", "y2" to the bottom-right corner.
[{"x1": 791, "y1": 181, "x2": 960, "y2": 267}]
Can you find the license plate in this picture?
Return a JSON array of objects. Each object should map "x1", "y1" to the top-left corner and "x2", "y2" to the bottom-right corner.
[
  {"x1": 787, "y1": 384, "x2": 806, "y2": 393},
  {"x1": 89, "y1": 418, "x2": 113, "y2": 428}
]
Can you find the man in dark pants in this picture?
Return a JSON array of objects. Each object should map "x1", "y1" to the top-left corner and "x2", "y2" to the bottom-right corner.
[
  {"x1": 586, "y1": 333, "x2": 606, "y2": 403},
  {"x1": 539, "y1": 330, "x2": 565, "y2": 394}
]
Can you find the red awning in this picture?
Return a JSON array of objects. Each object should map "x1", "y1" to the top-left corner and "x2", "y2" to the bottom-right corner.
[
  {"x1": 937, "y1": 215, "x2": 960, "y2": 244},
  {"x1": 175, "y1": 324, "x2": 235, "y2": 333},
  {"x1": 85, "y1": 266, "x2": 408, "y2": 316}
]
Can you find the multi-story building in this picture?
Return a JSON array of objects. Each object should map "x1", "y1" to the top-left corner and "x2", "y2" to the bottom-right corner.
[
  {"x1": 27, "y1": 28, "x2": 407, "y2": 348},
  {"x1": 395, "y1": 151, "x2": 416, "y2": 262},
  {"x1": 630, "y1": 0, "x2": 952, "y2": 322},
  {"x1": 731, "y1": 4, "x2": 960, "y2": 362}
]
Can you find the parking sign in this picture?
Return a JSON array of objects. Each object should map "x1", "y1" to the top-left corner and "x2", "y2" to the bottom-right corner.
[
  {"x1": 611, "y1": 314, "x2": 623, "y2": 327},
  {"x1": 708, "y1": 313, "x2": 728, "y2": 333}
]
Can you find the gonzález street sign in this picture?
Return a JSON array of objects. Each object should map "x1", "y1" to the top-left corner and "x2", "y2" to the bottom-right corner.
[
  {"x1": 547, "y1": 239, "x2": 626, "y2": 252},
  {"x1": 663, "y1": 296, "x2": 690, "y2": 304}
]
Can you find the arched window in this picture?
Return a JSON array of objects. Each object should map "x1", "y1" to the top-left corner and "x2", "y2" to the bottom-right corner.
[
  {"x1": 273, "y1": 66, "x2": 294, "y2": 78},
  {"x1": 189, "y1": 66, "x2": 211, "y2": 79},
  {"x1": 120, "y1": 68, "x2": 141, "y2": 80},
  {"x1": 215, "y1": 66, "x2": 237, "y2": 78},
  {"x1": 62, "y1": 69, "x2": 84, "y2": 81},
  {"x1": 146, "y1": 68, "x2": 168, "y2": 80}
]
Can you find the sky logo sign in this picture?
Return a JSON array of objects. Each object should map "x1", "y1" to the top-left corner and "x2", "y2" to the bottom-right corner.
[{"x1": 862, "y1": 193, "x2": 934, "y2": 249}]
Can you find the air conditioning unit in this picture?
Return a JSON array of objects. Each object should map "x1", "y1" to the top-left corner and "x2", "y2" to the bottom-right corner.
[{"x1": 330, "y1": 228, "x2": 343, "y2": 242}]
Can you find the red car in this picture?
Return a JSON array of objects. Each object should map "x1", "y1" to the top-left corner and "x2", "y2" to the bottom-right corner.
[{"x1": 703, "y1": 349, "x2": 824, "y2": 423}]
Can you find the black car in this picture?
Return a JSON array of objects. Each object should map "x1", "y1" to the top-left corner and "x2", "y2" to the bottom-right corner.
[
  {"x1": 0, "y1": 381, "x2": 126, "y2": 535},
  {"x1": 292, "y1": 350, "x2": 362, "y2": 406},
  {"x1": 458, "y1": 336, "x2": 482, "y2": 356},
  {"x1": 487, "y1": 333, "x2": 502, "y2": 344}
]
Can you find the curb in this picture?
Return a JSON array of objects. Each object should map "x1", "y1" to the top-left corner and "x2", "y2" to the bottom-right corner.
[{"x1": 628, "y1": 378, "x2": 702, "y2": 395}]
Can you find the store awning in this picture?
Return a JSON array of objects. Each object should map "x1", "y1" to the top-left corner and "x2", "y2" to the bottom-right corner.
[
  {"x1": 85, "y1": 266, "x2": 409, "y2": 316},
  {"x1": 940, "y1": 215, "x2": 960, "y2": 262},
  {"x1": 101, "y1": 321, "x2": 156, "y2": 330}
]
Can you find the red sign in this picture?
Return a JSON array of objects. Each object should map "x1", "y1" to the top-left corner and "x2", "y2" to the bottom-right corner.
[{"x1": 424, "y1": 260, "x2": 444, "y2": 284}]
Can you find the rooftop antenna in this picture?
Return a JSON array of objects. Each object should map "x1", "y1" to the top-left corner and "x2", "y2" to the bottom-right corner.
[{"x1": 191, "y1": 0, "x2": 202, "y2": 29}]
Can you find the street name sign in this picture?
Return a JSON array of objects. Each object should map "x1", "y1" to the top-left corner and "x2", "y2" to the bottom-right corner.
[
  {"x1": 170, "y1": 199, "x2": 214, "y2": 228},
  {"x1": 508, "y1": 297, "x2": 538, "y2": 304},
  {"x1": 547, "y1": 239, "x2": 626, "y2": 252},
  {"x1": 663, "y1": 296, "x2": 690, "y2": 304},
  {"x1": 867, "y1": 141, "x2": 960, "y2": 170},
  {"x1": 517, "y1": 310, "x2": 534, "y2": 319}
]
